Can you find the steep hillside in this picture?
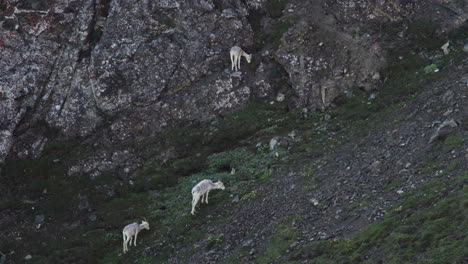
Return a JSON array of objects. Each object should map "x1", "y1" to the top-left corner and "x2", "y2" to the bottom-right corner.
[{"x1": 1, "y1": 0, "x2": 467, "y2": 263}]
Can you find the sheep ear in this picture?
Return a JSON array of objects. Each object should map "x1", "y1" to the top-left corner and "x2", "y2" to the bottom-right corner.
[{"x1": 142, "y1": 217, "x2": 148, "y2": 222}]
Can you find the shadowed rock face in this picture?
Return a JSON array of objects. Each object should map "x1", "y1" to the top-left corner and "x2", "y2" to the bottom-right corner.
[
  {"x1": 0, "y1": 0, "x2": 254, "y2": 164},
  {"x1": 0, "y1": 0, "x2": 464, "y2": 173}
]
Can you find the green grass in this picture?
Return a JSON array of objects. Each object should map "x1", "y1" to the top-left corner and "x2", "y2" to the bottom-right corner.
[
  {"x1": 443, "y1": 134, "x2": 464, "y2": 151},
  {"x1": 205, "y1": 234, "x2": 225, "y2": 250},
  {"x1": 382, "y1": 177, "x2": 406, "y2": 192},
  {"x1": 92, "y1": 145, "x2": 280, "y2": 263},
  {"x1": 290, "y1": 171, "x2": 468, "y2": 264},
  {"x1": 255, "y1": 215, "x2": 300, "y2": 264},
  {"x1": 266, "y1": 0, "x2": 285, "y2": 18},
  {"x1": 418, "y1": 161, "x2": 442, "y2": 175}
]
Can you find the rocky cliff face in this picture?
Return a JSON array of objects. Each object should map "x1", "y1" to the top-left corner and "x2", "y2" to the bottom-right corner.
[{"x1": 1, "y1": 0, "x2": 466, "y2": 174}]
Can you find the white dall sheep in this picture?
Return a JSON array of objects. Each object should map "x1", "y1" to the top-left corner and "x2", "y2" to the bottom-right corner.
[
  {"x1": 191, "y1": 179, "x2": 225, "y2": 215},
  {"x1": 122, "y1": 219, "x2": 150, "y2": 253},
  {"x1": 230, "y1": 46, "x2": 252, "y2": 71}
]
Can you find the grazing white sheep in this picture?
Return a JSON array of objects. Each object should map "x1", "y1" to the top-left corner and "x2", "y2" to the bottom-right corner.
[
  {"x1": 230, "y1": 46, "x2": 252, "y2": 71},
  {"x1": 122, "y1": 219, "x2": 150, "y2": 253},
  {"x1": 191, "y1": 179, "x2": 225, "y2": 215}
]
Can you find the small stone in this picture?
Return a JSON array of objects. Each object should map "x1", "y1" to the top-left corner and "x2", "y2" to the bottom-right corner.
[
  {"x1": 78, "y1": 193, "x2": 89, "y2": 210},
  {"x1": 443, "y1": 109, "x2": 453, "y2": 116},
  {"x1": 397, "y1": 190, "x2": 404, "y2": 194},
  {"x1": 405, "y1": 163, "x2": 411, "y2": 168},
  {"x1": 310, "y1": 198, "x2": 319, "y2": 206},
  {"x1": 249, "y1": 249, "x2": 256, "y2": 255},
  {"x1": 232, "y1": 196, "x2": 240, "y2": 203},
  {"x1": 242, "y1": 239, "x2": 253, "y2": 248},
  {"x1": 276, "y1": 93, "x2": 285, "y2": 102},
  {"x1": 368, "y1": 160, "x2": 381, "y2": 172},
  {"x1": 34, "y1": 215, "x2": 45, "y2": 224},
  {"x1": 88, "y1": 214, "x2": 97, "y2": 222},
  {"x1": 441, "y1": 41, "x2": 450, "y2": 55},
  {"x1": 318, "y1": 232, "x2": 328, "y2": 240},
  {"x1": 24, "y1": 255, "x2": 32, "y2": 260},
  {"x1": 372, "y1": 72, "x2": 381, "y2": 80},
  {"x1": 429, "y1": 119, "x2": 458, "y2": 143},
  {"x1": 269, "y1": 137, "x2": 279, "y2": 150},
  {"x1": 324, "y1": 114, "x2": 331, "y2": 121},
  {"x1": 318, "y1": 42, "x2": 323, "y2": 46},
  {"x1": 231, "y1": 71, "x2": 242, "y2": 77},
  {"x1": 221, "y1": 8, "x2": 237, "y2": 18},
  {"x1": 148, "y1": 190, "x2": 159, "y2": 197},
  {"x1": 441, "y1": 90, "x2": 455, "y2": 104}
]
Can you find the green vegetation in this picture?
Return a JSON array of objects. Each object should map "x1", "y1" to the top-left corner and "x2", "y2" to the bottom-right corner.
[
  {"x1": 95, "y1": 139, "x2": 284, "y2": 262},
  {"x1": 241, "y1": 190, "x2": 259, "y2": 201},
  {"x1": 266, "y1": 0, "x2": 285, "y2": 18},
  {"x1": 382, "y1": 177, "x2": 406, "y2": 192},
  {"x1": 423, "y1": 64, "x2": 438, "y2": 74},
  {"x1": 418, "y1": 161, "x2": 442, "y2": 175},
  {"x1": 90, "y1": 27, "x2": 103, "y2": 43},
  {"x1": 255, "y1": 215, "x2": 300, "y2": 264},
  {"x1": 290, "y1": 171, "x2": 468, "y2": 264},
  {"x1": 326, "y1": 23, "x2": 468, "y2": 136},
  {"x1": 443, "y1": 133, "x2": 464, "y2": 150},
  {"x1": 205, "y1": 234, "x2": 225, "y2": 250},
  {"x1": 255, "y1": 20, "x2": 292, "y2": 49}
]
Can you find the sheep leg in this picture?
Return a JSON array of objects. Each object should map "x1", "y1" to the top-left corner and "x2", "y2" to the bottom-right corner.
[
  {"x1": 124, "y1": 234, "x2": 130, "y2": 253},
  {"x1": 238, "y1": 55, "x2": 241, "y2": 70},
  {"x1": 191, "y1": 193, "x2": 200, "y2": 215},
  {"x1": 123, "y1": 234, "x2": 127, "y2": 253},
  {"x1": 230, "y1": 53, "x2": 235, "y2": 71},
  {"x1": 134, "y1": 232, "x2": 138, "y2": 246},
  {"x1": 205, "y1": 190, "x2": 210, "y2": 204}
]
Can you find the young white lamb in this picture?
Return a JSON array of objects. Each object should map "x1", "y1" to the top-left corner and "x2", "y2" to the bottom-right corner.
[
  {"x1": 191, "y1": 179, "x2": 225, "y2": 215},
  {"x1": 230, "y1": 46, "x2": 252, "y2": 71},
  {"x1": 122, "y1": 219, "x2": 150, "y2": 253}
]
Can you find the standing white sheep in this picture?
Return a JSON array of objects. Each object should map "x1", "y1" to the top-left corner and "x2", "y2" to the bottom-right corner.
[
  {"x1": 191, "y1": 179, "x2": 225, "y2": 215},
  {"x1": 122, "y1": 219, "x2": 150, "y2": 253},
  {"x1": 230, "y1": 46, "x2": 252, "y2": 71}
]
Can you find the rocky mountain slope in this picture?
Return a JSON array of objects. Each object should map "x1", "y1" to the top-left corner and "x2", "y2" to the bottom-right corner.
[{"x1": 0, "y1": 0, "x2": 467, "y2": 263}]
